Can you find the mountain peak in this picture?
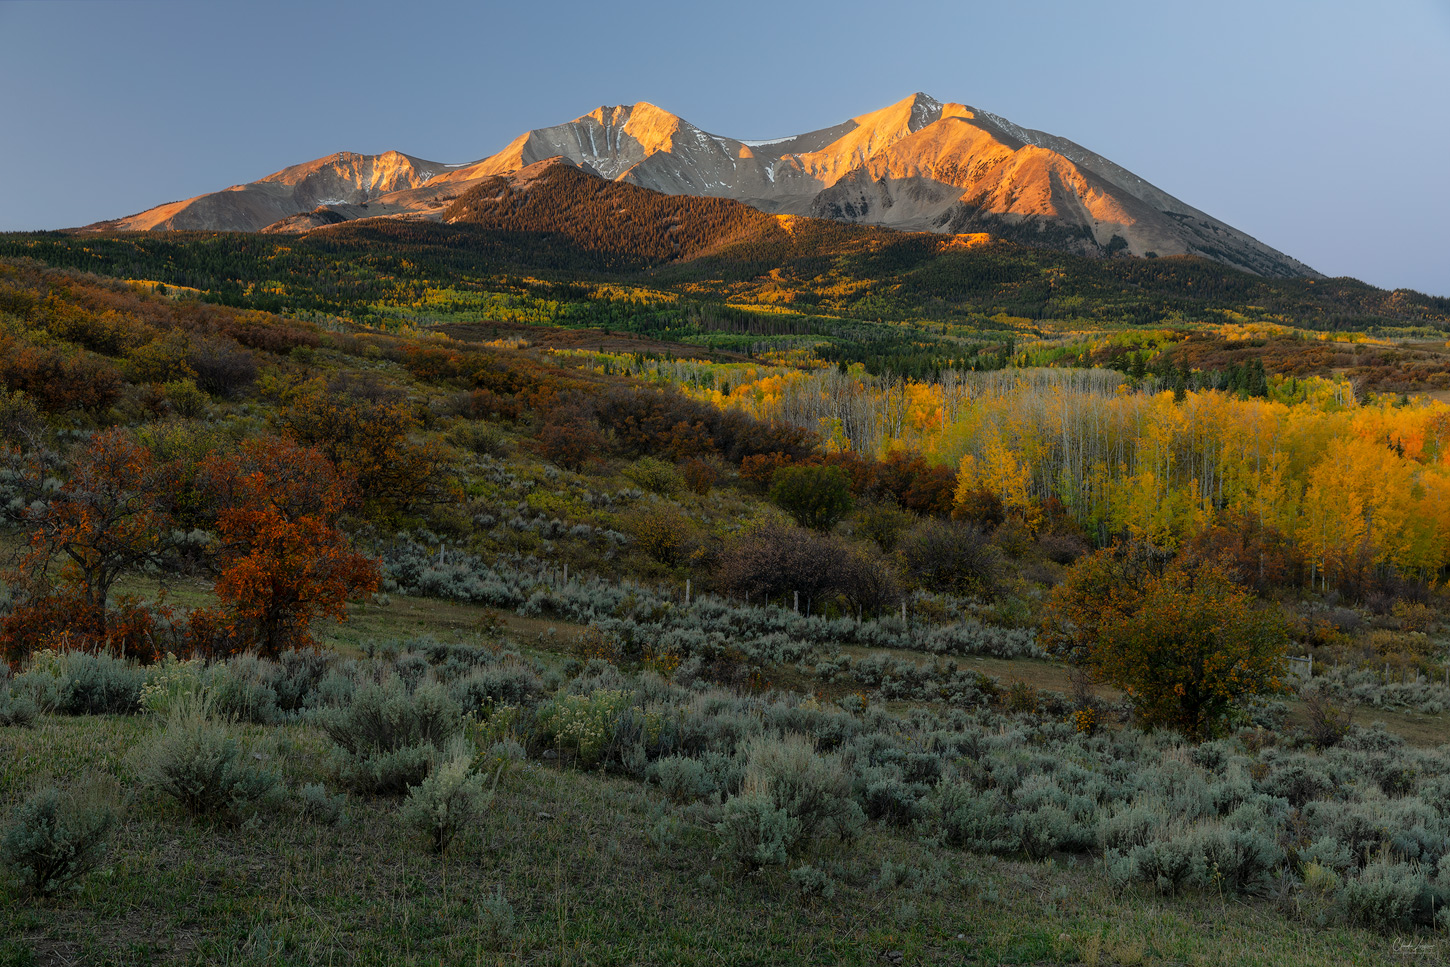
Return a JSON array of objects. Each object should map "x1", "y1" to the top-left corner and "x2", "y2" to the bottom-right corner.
[
  {"x1": 82, "y1": 94, "x2": 1317, "y2": 277},
  {"x1": 850, "y1": 93, "x2": 972, "y2": 143},
  {"x1": 567, "y1": 101, "x2": 689, "y2": 160},
  {"x1": 906, "y1": 91, "x2": 942, "y2": 116},
  {"x1": 581, "y1": 100, "x2": 678, "y2": 120}
]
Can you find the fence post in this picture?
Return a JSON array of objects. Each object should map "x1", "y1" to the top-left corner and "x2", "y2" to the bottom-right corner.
[
  {"x1": 794, "y1": 591, "x2": 799, "y2": 614},
  {"x1": 563, "y1": 563, "x2": 568, "y2": 585},
  {"x1": 1307, "y1": 652, "x2": 1313, "y2": 679},
  {"x1": 685, "y1": 579, "x2": 691, "y2": 607},
  {"x1": 901, "y1": 600, "x2": 907, "y2": 624}
]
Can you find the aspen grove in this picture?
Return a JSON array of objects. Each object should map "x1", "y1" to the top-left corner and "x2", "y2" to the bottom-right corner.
[{"x1": 689, "y1": 365, "x2": 1450, "y2": 588}]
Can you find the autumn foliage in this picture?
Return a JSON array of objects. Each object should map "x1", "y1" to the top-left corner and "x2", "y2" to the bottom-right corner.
[
  {"x1": 272, "y1": 383, "x2": 458, "y2": 519},
  {"x1": 200, "y1": 438, "x2": 379, "y2": 657},
  {"x1": 1, "y1": 430, "x2": 178, "y2": 663},
  {"x1": 1, "y1": 427, "x2": 378, "y2": 665},
  {"x1": 537, "y1": 415, "x2": 606, "y2": 472},
  {"x1": 0, "y1": 336, "x2": 123, "y2": 413},
  {"x1": 1044, "y1": 543, "x2": 1289, "y2": 739}
]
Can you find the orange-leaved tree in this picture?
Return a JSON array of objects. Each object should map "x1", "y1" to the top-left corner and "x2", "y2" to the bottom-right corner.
[
  {"x1": 200, "y1": 438, "x2": 379, "y2": 657},
  {"x1": 1, "y1": 429, "x2": 177, "y2": 663},
  {"x1": 1043, "y1": 542, "x2": 1289, "y2": 739}
]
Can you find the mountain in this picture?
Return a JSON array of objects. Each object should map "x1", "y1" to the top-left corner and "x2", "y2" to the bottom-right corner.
[
  {"x1": 90, "y1": 151, "x2": 446, "y2": 233},
  {"x1": 81, "y1": 94, "x2": 1315, "y2": 278}
]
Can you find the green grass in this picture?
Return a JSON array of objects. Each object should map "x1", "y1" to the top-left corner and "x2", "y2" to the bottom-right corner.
[{"x1": 0, "y1": 712, "x2": 1437, "y2": 966}]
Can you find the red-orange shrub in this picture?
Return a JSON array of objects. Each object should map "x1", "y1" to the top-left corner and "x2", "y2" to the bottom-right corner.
[
  {"x1": 0, "y1": 430, "x2": 178, "y2": 665},
  {"x1": 537, "y1": 418, "x2": 605, "y2": 472},
  {"x1": 201, "y1": 438, "x2": 379, "y2": 657},
  {"x1": 740, "y1": 452, "x2": 794, "y2": 488},
  {"x1": 0, "y1": 589, "x2": 171, "y2": 666},
  {"x1": 681, "y1": 457, "x2": 719, "y2": 495}
]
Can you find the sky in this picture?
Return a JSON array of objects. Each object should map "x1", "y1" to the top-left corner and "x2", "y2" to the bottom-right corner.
[{"x1": 2, "y1": 0, "x2": 1448, "y2": 296}]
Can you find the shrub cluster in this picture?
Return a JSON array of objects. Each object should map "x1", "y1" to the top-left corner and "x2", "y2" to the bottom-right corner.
[
  {"x1": 399, "y1": 743, "x2": 501, "y2": 854},
  {"x1": 23, "y1": 627, "x2": 1450, "y2": 934},
  {"x1": 0, "y1": 785, "x2": 116, "y2": 896},
  {"x1": 317, "y1": 680, "x2": 463, "y2": 795},
  {"x1": 381, "y1": 535, "x2": 1040, "y2": 680},
  {"x1": 135, "y1": 696, "x2": 279, "y2": 819}
]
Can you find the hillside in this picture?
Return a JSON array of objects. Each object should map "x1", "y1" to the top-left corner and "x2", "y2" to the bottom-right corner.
[
  {"x1": 4, "y1": 258, "x2": 1450, "y2": 965},
  {"x1": 18, "y1": 167, "x2": 1448, "y2": 340},
  {"x1": 438, "y1": 159, "x2": 785, "y2": 265}
]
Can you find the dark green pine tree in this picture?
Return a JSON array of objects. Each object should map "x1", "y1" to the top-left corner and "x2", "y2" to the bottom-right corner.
[{"x1": 1247, "y1": 359, "x2": 1269, "y2": 398}]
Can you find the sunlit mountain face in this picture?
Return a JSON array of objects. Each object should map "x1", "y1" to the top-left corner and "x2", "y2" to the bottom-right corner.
[{"x1": 85, "y1": 94, "x2": 1314, "y2": 279}]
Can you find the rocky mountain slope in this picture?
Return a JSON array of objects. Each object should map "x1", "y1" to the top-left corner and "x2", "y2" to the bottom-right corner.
[
  {"x1": 89, "y1": 151, "x2": 446, "y2": 233},
  {"x1": 81, "y1": 94, "x2": 1316, "y2": 278}
]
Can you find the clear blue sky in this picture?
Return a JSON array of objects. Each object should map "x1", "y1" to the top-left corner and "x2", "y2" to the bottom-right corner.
[{"x1": 3, "y1": 0, "x2": 1448, "y2": 295}]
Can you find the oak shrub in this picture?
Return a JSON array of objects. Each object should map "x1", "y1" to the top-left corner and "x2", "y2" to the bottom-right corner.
[
  {"x1": 200, "y1": 437, "x2": 380, "y2": 657},
  {"x1": 769, "y1": 465, "x2": 852, "y2": 531},
  {"x1": 1044, "y1": 543, "x2": 1290, "y2": 739}
]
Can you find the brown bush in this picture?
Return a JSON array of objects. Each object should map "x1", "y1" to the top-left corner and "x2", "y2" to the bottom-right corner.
[
  {"x1": 879, "y1": 452, "x2": 956, "y2": 516},
  {"x1": 1300, "y1": 682, "x2": 1357, "y2": 749},
  {"x1": 537, "y1": 418, "x2": 605, "y2": 473},
  {"x1": 740, "y1": 452, "x2": 794, "y2": 489},
  {"x1": 220, "y1": 315, "x2": 320, "y2": 354},
  {"x1": 596, "y1": 386, "x2": 811, "y2": 465},
  {"x1": 468, "y1": 387, "x2": 522, "y2": 421},
  {"x1": 681, "y1": 457, "x2": 719, "y2": 495},
  {"x1": 952, "y1": 486, "x2": 1006, "y2": 529},
  {"x1": 402, "y1": 345, "x2": 466, "y2": 384},
  {"x1": 715, "y1": 522, "x2": 891, "y2": 614},
  {"x1": 834, "y1": 545, "x2": 902, "y2": 616},
  {"x1": 1038, "y1": 533, "x2": 1089, "y2": 565},
  {"x1": 186, "y1": 336, "x2": 258, "y2": 398},
  {"x1": 898, "y1": 520, "x2": 999, "y2": 597},
  {"x1": 274, "y1": 387, "x2": 457, "y2": 517},
  {"x1": 1180, "y1": 512, "x2": 1303, "y2": 595}
]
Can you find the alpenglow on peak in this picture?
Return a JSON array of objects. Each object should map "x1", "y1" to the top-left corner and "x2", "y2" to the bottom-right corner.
[{"x1": 85, "y1": 93, "x2": 1314, "y2": 278}]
